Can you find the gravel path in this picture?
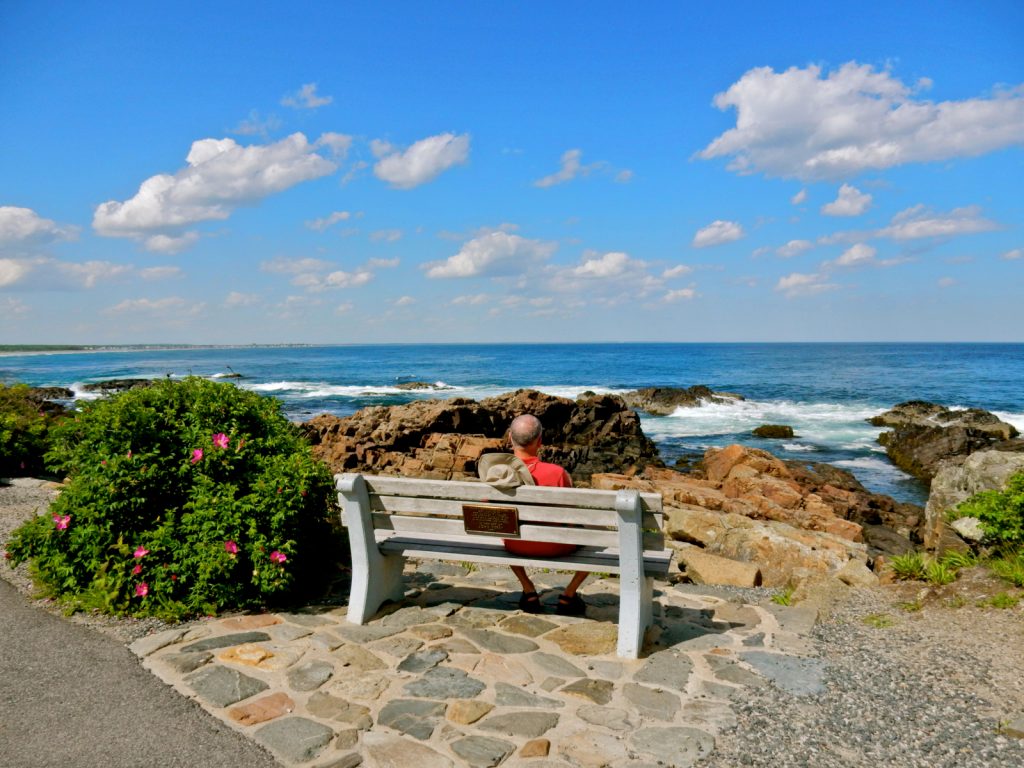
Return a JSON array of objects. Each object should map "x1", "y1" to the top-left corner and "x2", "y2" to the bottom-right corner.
[{"x1": 3, "y1": 478, "x2": 1023, "y2": 767}]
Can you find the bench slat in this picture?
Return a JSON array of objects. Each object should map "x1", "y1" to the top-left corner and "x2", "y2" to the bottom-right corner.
[
  {"x1": 368, "y1": 493, "x2": 663, "y2": 530},
  {"x1": 376, "y1": 535, "x2": 673, "y2": 575},
  {"x1": 367, "y1": 512, "x2": 665, "y2": 550},
  {"x1": 360, "y1": 475, "x2": 663, "y2": 513}
]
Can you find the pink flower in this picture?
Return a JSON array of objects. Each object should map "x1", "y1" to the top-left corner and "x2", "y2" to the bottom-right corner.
[
  {"x1": 132, "y1": 563, "x2": 142, "y2": 575},
  {"x1": 133, "y1": 546, "x2": 149, "y2": 559},
  {"x1": 52, "y1": 514, "x2": 71, "y2": 531},
  {"x1": 135, "y1": 582, "x2": 149, "y2": 598},
  {"x1": 269, "y1": 550, "x2": 287, "y2": 565},
  {"x1": 212, "y1": 433, "x2": 229, "y2": 449},
  {"x1": 224, "y1": 540, "x2": 239, "y2": 556},
  {"x1": 100, "y1": 460, "x2": 107, "y2": 467},
  {"x1": 126, "y1": 450, "x2": 133, "y2": 459},
  {"x1": 191, "y1": 448, "x2": 203, "y2": 464}
]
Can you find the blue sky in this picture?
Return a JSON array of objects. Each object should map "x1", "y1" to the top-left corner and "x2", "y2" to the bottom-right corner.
[{"x1": 1, "y1": 1, "x2": 1022, "y2": 344}]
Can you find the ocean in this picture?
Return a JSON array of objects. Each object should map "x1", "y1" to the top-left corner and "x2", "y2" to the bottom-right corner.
[{"x1": 3, "y1": 343, "x2": 1023, "y2": 506}]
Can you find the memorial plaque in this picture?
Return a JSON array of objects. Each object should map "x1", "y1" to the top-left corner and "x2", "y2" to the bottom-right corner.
[{"x1": 463, "y1": 504, "x2": 519, "y2": 537}]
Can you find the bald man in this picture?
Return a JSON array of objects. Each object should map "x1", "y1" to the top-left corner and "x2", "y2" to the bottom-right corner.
[{"x1": 504, "y1": 414, "x2": 588, "y2": 616}]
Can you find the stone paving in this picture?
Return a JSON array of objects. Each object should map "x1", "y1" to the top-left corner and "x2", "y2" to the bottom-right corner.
[{"x1": 131, "y1": 562, "x2": 826, "y2": 768}]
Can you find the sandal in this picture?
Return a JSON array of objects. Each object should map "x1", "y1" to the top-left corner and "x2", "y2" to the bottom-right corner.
[
  {"x1": 556, "y1": 593, "x2": 587, "y2": 616},
  {"x1": 518, "y1": 591, "x2": 542, "y2": 614}
]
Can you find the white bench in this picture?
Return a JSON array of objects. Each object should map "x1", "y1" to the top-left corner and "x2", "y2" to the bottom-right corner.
[{"x1": 336, "y1": 473, "x2": 672, "y2": 659}]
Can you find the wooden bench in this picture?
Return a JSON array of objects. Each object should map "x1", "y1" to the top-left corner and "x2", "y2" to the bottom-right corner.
[{"x1": 336, "y1": 473, "x2": 672, "y2": 659}]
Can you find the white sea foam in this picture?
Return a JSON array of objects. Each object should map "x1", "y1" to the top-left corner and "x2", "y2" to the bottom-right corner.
[
  {"x1": 245, "y1": 380, "x2": 466, "y2": 398},
  {"x1": 994, "y1": 410, "x2": 1024, "y2": 433},
  {"x1": 782, "y1": 443, "x2": 817, "y2": 452},
  {"x1": 641, "y1": 397, "x2": 882, "y2": 446},
  {"x1": 69, "y1": 383, "x2": 103, "y2": 401},
  {"x1": 832, "y1": 456, "x2": 915, "y2": 483}
]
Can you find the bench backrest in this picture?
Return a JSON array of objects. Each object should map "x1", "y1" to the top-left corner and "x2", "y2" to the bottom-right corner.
[{"x1": 338, "y1": 474, "x2": 666, "y2": 552}]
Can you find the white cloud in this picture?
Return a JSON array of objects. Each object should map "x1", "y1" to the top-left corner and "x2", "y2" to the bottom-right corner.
[
  {"x1": 294, "y1": 269, "x2": 374, "y2": 292},
  {"x1": 281, "y1": 83, "x2": 332, "y2": 109},
  {"x1": 938, "y1": 276, "x2": 957, "y2": 287},
  {"x1": 260, "y1": 257, "x2": 332, "y2": 274},
  {"x1": 535, "y1": 149, "x2": 590, "y2": 188},
  {"x1": 231, "y1": 110, "x2": 281, "y2": 138},
  {"x1": 138, "y1": 266, "x2": 182, "y2": 281},
  {"x1": 0, "y1": 258, "x2": 31, "y2": 287},
  {"x1": 144, "y1": 232, "x2": 200, "y2": 254},
  {"x1": 366, "y1": 257, "x2": 400, "y2": 269},
  {"x1": 775, "y1": 272, "x2": 838, "y2": 298},
  {"x1": 425, "y1": 231, "x2": 556, "y2": 278},
  {"x1": 335, "y1": 302, "x2": 353, "y2": 314},
  {"x1": 1003, "y1": 248, "x2": 1023, "y2": 260},
  {"x1": 662, "y1": 265, "x2": 693, "y2": 278},
  {"x1": 699, "y1": 62, "x2": 1024, "y2": 180},
  {"x1": 1, "y1": 256, "x2": 136, "y2": 290},
  {"x1": 451, "y1": 293, "x2": 491, "y2": 306},
  {"x1": 305, "y1": 211, "x2": 353, "y2": 231},
  {"x1": 394, "y1": 295, "x2": 416, "y2": 307},
  {"x1": 571, "y1": 251, "x2": 639, "y2": 279},
  {"x1": 369, "y1": 229, "x2": 403, "y2": 242},
  {"x1": 821, "y1": 184, "x2": 873, "y2": 216},
  {"x1": 777, "y1": 239, "x2": 813, "y2": 258},
  {"x1": 664, "y1": 287, "x2": 697, "y2": 302},
  {"x1": 373, "y1": 132, "x2": 470, "y2": 189},
  {"x1": 0, "y1": 206, "x2": 78, "y2": 249},
  {"x1": 833, "y1": 243, "x2": 877, "y2": 267},
  {"x1": 315, "y1": 132, "x2": 352, "y2": 157},
  {"x1": 104, "y1": 296, "x2": 205, "y2": 316},
  {"x1": 791, "y1": 189, "x2": 807, "y2": 205},
  {"x1": 878, "y1": 205, "x2": 997, "y2": 240},
  {"x1": 93, "y1": 133, "x2": 338, "y2": 250},
  {"x1": 692, "y1": 220, "x2": 744, "y2": 248},
  {"x1": 224, "y1": 291, "x2": 260, "y2": 307}
]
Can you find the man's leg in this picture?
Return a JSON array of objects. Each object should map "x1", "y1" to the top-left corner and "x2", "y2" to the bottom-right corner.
[
  {"x1": 556, "y1": 571, "x2": 589, "y2": 616},
  {"x1": 510, "y1": 565, "x2": 536, "y2": 594},
  {"x1": 561, "y1": 571, "x2": 588, "y2": 597},
  {"x1": 511, "y1": 565, "x2": 542, "y2": 613}
]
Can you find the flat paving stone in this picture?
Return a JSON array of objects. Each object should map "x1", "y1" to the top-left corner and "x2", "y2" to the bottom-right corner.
[
  {"x1": 545, "y1": 623, "x2": 617, "y2": 655},
  {"x1": 186, "y1": 664, "x2": 269, "y2": 708},
  {"x1": 332, "y1": 624, "x2": 404, "y2": 643},
  {"x1": 362, "y1": 731, "x2": 454, "y2": 768},
  {"x1": 739, "y1": 651, "x2": 827, "y2": 696},
  {"x1": 621, "y1": 682, "x2": 681, "y2": 721},
  {"x1": 377, "y1": 699, "x2": 447, "y2": 741},
  {"x1": 447, "y1": 699, "x2": 494, "y2": 725},
  {"x1": 559, "y1": 678, "x2": 614, "y2": 705},
  {"x1": 333, "y1": 645, "x2": 387, "y2": 672},
  {"x1": 381, "y1": 606, "x2": 432, "y2": 628},
  {"x1": 576, "y1": 704, "x2": 636, "y2": 732},
  {"x1": 478, "y1": 711, "x2": 560, "y2": 738},
  {"x1": 498, "y1": 614, "x2": 558, "y2": 637},
  {"x1": 586, "y1": 660, "x2": 623, "y2": 680},
  {"x1": 369, "y1": 635, "x2": 424, "y2": 658},
  {"x1": 287, "y1": 660, "x2": 334, "y2": 691},
  {"x1": 409, "y1": 624, "x2": 453, "y2": 641},
  {"x1": 306, "y1": 691, "x2": 373, "y2": 729},
  {"x1": 459, "y1": 629, "x2": 539, "y2": 654},
  {"x1": 254, "y1": 716, "x2": 335, "y2": 763},
  {"x1": 280, "y1": 611, "x2": 336, "y2": 627},
  {"x1": 494, "y1": 682, "x2": 564, "y2": 709},
  {"x1": 631, "y1": 726, "x2": 715, "y2": 767},
  {"x1": 398, "y1": 649, "x2": 448, "y2": 673},
  {"x1": 160, "y1": 650, "x2": 212, "y2": 675},
  {"x1": 180, "y1": 631, "x2": 272, "y2": 653},
  {"x1": 444, "y1": 608, "x2": 508, "y2": 629},
  {"x1": 403, "y1": 667, "x2": 486, "y2": 699},
  {"x1": 227, "y1": 691, "x2": 295, "y2": 725},
  {"x1": 325, "y1": 671, "x2": 392, "y2": 701},
  {"x1": 450, "y1": 735, "x2": 516, "y2": 767},
  {"x1": 267, "y1": 624, "x2": 314, "y2": 642},
  {"x1": 432, "y1": 637, "x2": 479, "y2": 654},
  {"x1": 129, "y1": 627, "x2": 189, "y2": 657},
  {"x1": 530, "y1": 651, "x2": 587, "y2": 678},
  {"x1": 558, "y1": 729, "x2": 629, "y2": 767},
  {"x1": 706, "y1": 654, "x2": 767, "y2": 687},
  {"x1": 475, "y1": 653, "x2": 533, "y2": 685},
  {"x1": 633, "y1": 651, "x2": 694, "y2": 691}
]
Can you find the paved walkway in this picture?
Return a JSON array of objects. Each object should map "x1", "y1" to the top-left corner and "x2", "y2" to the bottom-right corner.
[{"x1": 133, "y1": 563, "x2": 827, "y2": 768}]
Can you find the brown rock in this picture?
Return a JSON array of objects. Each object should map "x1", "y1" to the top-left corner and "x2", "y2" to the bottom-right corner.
[
  {"x1": 545, "y1": 623, "x2": 618, "y2": 656},
  {"x1": 219, "y1": 614, "x2": 282, "y2": 631},
  {"x1": 227, "y1": 692, "x2": 295, "y2": 725},
  {"x1": 447, "y1": 700, "x2": 494, "y2": 725},
  {"x1": 620, "y1": 385, "x2": 744, "y2": 416},
  {"x1": 519, "y1": 739, "x2": 550, "y2": 758},
  {"x1": 218, "y1": 643, "x2": 273, "y2": 667},
  {"x1": 675, "y1": 545, "x2": 762, "y2": 588}
]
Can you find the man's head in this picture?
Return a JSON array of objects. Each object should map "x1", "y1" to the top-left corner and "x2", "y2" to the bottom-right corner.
[{"x1": 509, "y1": 414, "x2": 543, "y2": 451}]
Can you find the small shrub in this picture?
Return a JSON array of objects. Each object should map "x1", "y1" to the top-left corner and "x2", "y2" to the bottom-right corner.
[
  {"x1": 989, "y1": 551, "x2": 1024, "y2": 588},
  {"x1": 939, "y1": 549, "x2": 976, "y2": 570},
  {"x1": 889, "y1": 552, "x2": 927, "y2": 581},
  {"x1": 924, "y1": 559, "x2": 957, "y2": 586},
  {"x1": 984, "y1": 592, "x2": 1020, "y2": 610},
  {"x1": 863, "y1": 612, "x2": 894, "y2": 628},
  {"x1": 771, "y1": 586, "x2": 795, "y2": 606},
  {"x1": 6, "y1": 377, "x2": 337, "y2": 620},
  {"x1": 951, "y1": 472, "x2": 1024, "y2": 548},
  {"x1": 0, "y1": 383, "x2": 57, "y2": 476}
]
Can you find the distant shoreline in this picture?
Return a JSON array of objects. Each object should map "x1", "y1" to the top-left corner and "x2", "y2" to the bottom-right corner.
[{"x1": 0, "y1": 343, "x2": 316, "y2": 358}]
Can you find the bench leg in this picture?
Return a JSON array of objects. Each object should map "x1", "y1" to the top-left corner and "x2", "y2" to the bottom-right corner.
[
  {"x1": 347, "y1": 552, "x2": 406, "y2": 624},
  {"x1": 617, "y1": 574, "x2": 654, "y2": 659}
]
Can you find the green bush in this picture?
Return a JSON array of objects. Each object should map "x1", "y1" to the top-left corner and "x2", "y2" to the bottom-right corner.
[
  {"x1": 951, "y1": 472, "x2": 1024, "y2": 548},
  {"x1": 6, "y1": 377, "x2": 338, "y2": 620},
  {"x1": 0, "y1": 383, "x2": 56, "y2": 476}
]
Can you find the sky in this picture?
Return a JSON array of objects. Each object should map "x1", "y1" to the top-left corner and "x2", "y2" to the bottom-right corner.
[{"x1": 1, "y1": 1, "x2": 1022, "y2": 344}]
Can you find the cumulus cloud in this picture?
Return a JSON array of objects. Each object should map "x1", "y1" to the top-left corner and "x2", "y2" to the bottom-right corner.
[
  {"x1": 281, "y1": 83, "x2": 332, "y2": 109},
  {"x1": 260, "y1": 257, "x2": 333, "y2": 274},
  {"x1": 316, "y1": 132, "x2": 352, "y2": 157},
  {"x1": 877, "y1": 205, "x2": 998, "y2": 240},
  {"x1": 1003, "y1": 248, "x2": 1023, "y2": 260},
  {"x1": 0, "y1": 206, "x2": 78, "y2": 250},
  {"x1": 832, "y1": 243, "x2": 877, "y2": 267},
  {"x1": 450, "y1": 293, "x2": 491, "y2": 306},
  {"x1": 775, "y1": 272, "x2": 838, "y2": 298},
  {"x1": 535, "y1": 149, "x2": 592, "y2": 188},
  {"x1": 571, "y1": 251, "x2": 641, "y2": 279},
  {"x1": 305, "y1": 211, "x2": 354, "y2": 231},
  {"x1": 692, "y1": 220, "x2": 744, "y2": 248},
  {"x1": 394, "y1": 295, "x2": 416, "y2": 307},
  {"x1": 821, "y1": 184, "x2": 872, "y2": 216},
  {"x1": 425, "y1": 231, "x2": 557, "y2": 278},
  {"x1": 664, "y1": 287, "x2": 697, "y2": 302},
  {"x1": 224, "y1": 291, "x2": 260, "y2": 307},
  {"x1": 104, "y1": 296, "x2": 205, "y2": 316},
  {"x1": 0, "y1": 258, "x2": 31, "y2": 287},
  {"x1": 1, "y1": 256, "x2": 136, "y2": 290},
  {"x1": 93, "y1": 133, "x2": 338, "y2": 251},
  {"x1": 777, "y1": 239, "x2": 814, "y2": 258},
  {"x1": 791, "y1": 189, "x2": 807, "y2": 205},
  {"x1": 662, "y1": 265, "x2": 693, "y2": 278},
  {"x1": 144, "y1": 232, "x2": 200, "y2": 254},
  {"x1": 699, "y1": 62, "x2": 1024, "y2": 180},
  {"x1": 366, "y1": 257, "x2": 400, "y2": 269},
  {"x1": 373, "y1": 132, "x2": 470, "y2": 189}
]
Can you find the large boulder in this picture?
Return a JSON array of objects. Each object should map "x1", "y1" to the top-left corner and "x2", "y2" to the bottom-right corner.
[
  {"x1": 923, "y1": 449, "x2": 1024, "y2": 550},
  {"x1": 869, "y1": 401, "x2": 1019, "y2": 482},
  {"x1": 620, "y1": 385, "x2": 743, "y2": 416},
  {"x1": 299, "y1": 389, "x2": 661, "y2": 482}
]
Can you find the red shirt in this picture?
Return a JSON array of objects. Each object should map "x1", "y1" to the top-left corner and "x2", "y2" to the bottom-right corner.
[{"x1": 503, "y1": 455, "x2": 576, "y2": 557}]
